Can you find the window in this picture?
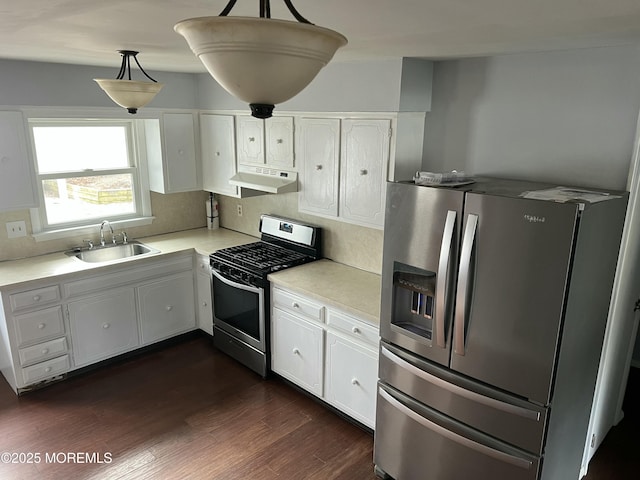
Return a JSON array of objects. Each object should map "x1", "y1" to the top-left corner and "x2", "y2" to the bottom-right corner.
[{"x1": 29, "y1": 119, "x2": 152, "y2": 238}]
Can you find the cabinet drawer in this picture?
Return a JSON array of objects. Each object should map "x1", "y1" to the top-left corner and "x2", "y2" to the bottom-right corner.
[
  {"x1": 327, "y1": 309, "x2": 379, "y2": 347},
  {"x1": 14, "y1": 306, "x2": 65, "y2": 346},
  {"x1": 21, "y1": 355, "x2": 70, "y2": 385},
  {"x1": 18, "y1": 337, "x2": 68, "y2": 366},
  {"x1": 9, "y1": 285, "x2": 60, "y2": 312},
  {"x1": 272, "y1": 288, "x2": 324, "y2": 323}
]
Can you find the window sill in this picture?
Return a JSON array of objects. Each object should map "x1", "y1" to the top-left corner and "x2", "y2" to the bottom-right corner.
[{"x1": 31, "y1": 216, "x2": 155, "y2": 243}]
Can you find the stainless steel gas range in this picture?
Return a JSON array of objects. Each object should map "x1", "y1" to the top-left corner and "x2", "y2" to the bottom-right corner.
[{"x1": 209, "y1": 215, "x2": 322, "y2": 377}]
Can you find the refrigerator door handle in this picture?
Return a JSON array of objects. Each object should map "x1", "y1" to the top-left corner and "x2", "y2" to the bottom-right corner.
[
  {"x1": 378, "y1": 387, "x2": 534, "y2": 470},
  {"x1": 381, "y1": 346, "x2": 541, "y2": 421},
  {"x1": 435, "y1": 210, "x2": 457, "y2": 348},
  {"x1": 454, "y1": 213, "x2": 478, "y2": 356}
]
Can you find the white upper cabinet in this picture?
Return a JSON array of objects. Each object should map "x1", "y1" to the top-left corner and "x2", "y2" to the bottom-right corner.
[
  {"x1": 297, "y1": 118, "x2": 340, "y2": 217},
  {"x1": 236, "y1": 115, "x2": 294, "y2": 169},
  {"x1": 297, "y1": 116, "x2": 391, "y2": 228},
  {"x1": 147, "y1": 112, "x2": 200, "y2": 194},
  {"x1": 0, "y1": 111, "x2": 37, "y2": 212},
  {"x1": 339, "y1": 118, "x2": 390, "y2": 228},
  {"x1": 200, "y1": 113, "x2": 239, "y2": 197}
]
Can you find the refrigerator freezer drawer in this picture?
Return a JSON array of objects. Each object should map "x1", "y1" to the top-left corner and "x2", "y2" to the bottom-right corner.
[
  {"x1": 379, "y1": 343, "x2": 548, "y2": 454},
  {"x1": 374, "y1": 384, "x2": 540, "y2": 480}
]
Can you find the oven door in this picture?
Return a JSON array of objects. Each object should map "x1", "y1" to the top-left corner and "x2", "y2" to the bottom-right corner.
[{"x1": 212, "y1": 269, "x2": 265, "y2": 352}]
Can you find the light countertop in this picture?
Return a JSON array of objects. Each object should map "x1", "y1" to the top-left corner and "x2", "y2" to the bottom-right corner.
[
  {"x1": 268, "y1": 259, "x2": 381, "y2": 326},
  {"x1": 0, "y1": 228, "x2": 256, "y2": 288}
]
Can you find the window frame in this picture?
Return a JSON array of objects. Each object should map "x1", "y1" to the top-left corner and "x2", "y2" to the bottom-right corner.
[{"x1": 28, "y1": 117, "x2": 153, "y2": 241}]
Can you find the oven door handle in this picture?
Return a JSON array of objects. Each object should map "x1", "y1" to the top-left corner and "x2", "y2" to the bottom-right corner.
[{"x1": 212, "y1": 269, "x2": 262, "y2": 295}]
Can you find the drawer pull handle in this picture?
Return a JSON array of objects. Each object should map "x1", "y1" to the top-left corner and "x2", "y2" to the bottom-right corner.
[
  {"x1": 45, "y1": 367, "x2": 52, "y2": 373},
  {"x1": 103, "y1": 323, "x2": 110, "y2": 329},
  {"x1": 42, "y1": 348, "x2": 49, "y2": 355},
  {"x1": 38, "y1": 323, "x2": 46, "y2": 330},
  {"x1": 360, "y1": 169, "x2": 368, "y2": 175},
  {"x1": 292, "y1": 302, "x2": 300, "y2": 309},
  {"x1": 166, "y1": 305, "x2": 173, "y2": 312},
  {"x1": 351, "y1": 378, "x2": 359, "y2": 386},
  {"x1": 352, "y1": 327, "x2": 360, "y2": 334},
  {"x1": 292, "y1": 348, "x2": 300, "y2": 355},
  {"x1": 33, "y1": 295, "x2": 41, "y2": 302}
]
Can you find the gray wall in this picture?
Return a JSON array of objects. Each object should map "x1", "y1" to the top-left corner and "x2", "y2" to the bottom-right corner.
[
  {"x1": 0, "y1": 58, "x2": 199, "y2": 109},
  {"x1": 422, "y1": 45, "x2": 640, "y2": 191}
]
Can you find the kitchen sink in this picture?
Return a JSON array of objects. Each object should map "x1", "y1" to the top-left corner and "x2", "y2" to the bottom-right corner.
[{"x1": 65, "y1": 241, "x2": 160, "y2": 263}]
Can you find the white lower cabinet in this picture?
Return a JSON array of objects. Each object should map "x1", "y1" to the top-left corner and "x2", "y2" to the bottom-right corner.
[
  {"x1": 271, "y1": 286, "x2": 379, "y2": 428},
  {"x1": 68, "y1": 288, "x2": 139, "y2": 367},
  {"x1": 325, "y1": 331, "x2": 378, "y2": 427},
  {"x1": 138, "y1": 271, "x2": 196, "y2": 344},
  {"x1": 272, "y1": 308, "x2": 324, "y2": 396},
  {"x1": 0, "y1": 252, "x2": 197, "y2": 394}
]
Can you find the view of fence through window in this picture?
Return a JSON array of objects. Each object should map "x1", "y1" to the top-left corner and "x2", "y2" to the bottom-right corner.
[{"x1": 31, "y1": 124, "x2": 137, "y2": 225}]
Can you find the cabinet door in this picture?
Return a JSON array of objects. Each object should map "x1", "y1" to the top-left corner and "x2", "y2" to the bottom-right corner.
[
  {"x1": 68, "y1": 288, "x2": 139, "y2": 367},
  {"x1": 272, "y1": 308, "x2": 324, "y2": 397},
  {"x1": 236, "y1": 115, "x2": 264, "y2": 165},
  {"x1": 325, "y1": 331, "x2": 378, "y2": 428},
  {"x1": 200, "y1": 114, "x2": 238, "y2": 197},
  {"x1": 196, "y1": 256, "x2": 213, "y2": 335},
  {"x1": 297, "y1": 118, "x2": 340, "y2": 217},
  {"x1": 161, "y1": 113, "x2": 199, "y2": 193},
  {"x1": 138, "y1": 271, "x2": 196, "y2": 345},
  {"x1": 339, "y1": 118, "x2": 390, "y2": 228},
  {"x1": 265, "y1": 116, "x2": 294, "y2": 168},
  {"x1": 0, "y1": 111, "x2": 37, "y2": 211}
]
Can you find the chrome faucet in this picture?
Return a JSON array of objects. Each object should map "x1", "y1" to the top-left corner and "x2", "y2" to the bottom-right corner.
[{"x1": 99, "y1": 220, "x2": 114, "y2": 246}]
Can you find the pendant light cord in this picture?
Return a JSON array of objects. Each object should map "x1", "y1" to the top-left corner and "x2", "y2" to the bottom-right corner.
[{"x1": 219, "y1": 0, "x2": 312, "y2": 24}]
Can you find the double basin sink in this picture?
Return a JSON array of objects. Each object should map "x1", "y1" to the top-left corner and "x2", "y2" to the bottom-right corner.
[{"x1": 65, "y1": 241, "x2": 159, "y2": 263}]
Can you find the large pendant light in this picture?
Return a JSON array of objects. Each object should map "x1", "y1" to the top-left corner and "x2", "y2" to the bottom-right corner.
[
  {"x1": 94, "y1": 50, "x2": 164, "y2": 114},
  {"x1": 174, "y1": 0, "x2": 347, "y2": 118}
]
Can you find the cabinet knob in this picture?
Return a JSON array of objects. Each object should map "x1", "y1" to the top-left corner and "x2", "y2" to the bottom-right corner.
[
  {"x1": 202, "y1": 301, "x2": 208, "y2": 307},
  {"x1": 292, "y1": 348, "x2": 300, "y2": 355},
  {"x1": 103, "y1": 323, "x2": 110, "y2": 329},
  {"x1": 249, "y1": 136, "x2": 255, "y2": 142},
  {"x1": 215, "y1": 151, "x2": 221, "y2": 156},
  {"x1": 351, "y1": 378, "x2": 359, "y2": 386},
  {"x1": 38, "y1": 323, "x2": 46, "y2": 330},
  {"x1": 33, "y1": 295, "x2": 41, "y2": 302},
  {"x1": 292, "y1": 302, "x2": 299, "y2": 309},
  {"x1": 42, "y1": 348, "x2": 49, "y2": 355},
  {"x1": 352, "y1": 326, "x2": 360, "y2": 334},
  {"x1": 45, "y1": 367, "x2": 52, "y2": 373},
  {"x1": 166, "y1": 305, "x2": 173, "y2": 311},
  {"x1": 315, "y1": 164, "x2": 323, "y2": 171},
  {"x1": 360, "y1": 169, "x2": 368, "y2": 175},
  {"x1": 276, "y1": 138, "x2": 283, "y2": 144}
]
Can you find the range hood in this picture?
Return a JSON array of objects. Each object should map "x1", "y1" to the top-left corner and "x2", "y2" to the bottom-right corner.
[{"x1": 229, "y1": 165, "x2": 298, "y2": 195}]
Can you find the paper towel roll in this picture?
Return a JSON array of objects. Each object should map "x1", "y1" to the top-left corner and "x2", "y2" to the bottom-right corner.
[{"x1": 206, "y1": 196, "x2": 219, "y2": 229}]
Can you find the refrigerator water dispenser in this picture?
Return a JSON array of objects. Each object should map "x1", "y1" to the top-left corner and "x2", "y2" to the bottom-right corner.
[{"x1": 391, "y1": 262, "x2": 436, "y2": 340}]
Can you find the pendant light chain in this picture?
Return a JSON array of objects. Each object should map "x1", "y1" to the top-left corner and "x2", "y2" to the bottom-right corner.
[{"x1": 219, "y1": 0, "x2": 312, "y2": 23}]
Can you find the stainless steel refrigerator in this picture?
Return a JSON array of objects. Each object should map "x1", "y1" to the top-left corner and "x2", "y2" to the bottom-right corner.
[{"x1": 374, "y1": 178, "x2": 628, "y2": 480}]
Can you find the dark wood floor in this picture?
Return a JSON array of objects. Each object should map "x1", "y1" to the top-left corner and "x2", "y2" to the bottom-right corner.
[{"x1": 0, "y1": 336, "x2": 637, "y2": 480}]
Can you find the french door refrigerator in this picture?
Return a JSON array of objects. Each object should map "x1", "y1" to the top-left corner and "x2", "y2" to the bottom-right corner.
[{"x1": 374, "y1": 178, "x2": 628, "y2": 480}]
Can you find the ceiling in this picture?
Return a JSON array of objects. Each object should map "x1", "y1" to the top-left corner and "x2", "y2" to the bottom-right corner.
[{"x1": 1, "y1": 0, "x2": 640, "y2": 73}]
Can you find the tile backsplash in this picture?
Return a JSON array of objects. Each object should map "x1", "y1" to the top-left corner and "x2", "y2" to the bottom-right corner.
[
  {"x1": 218, "y1": 192, "x2": 383, "y2": 275},
  {"x1": 0, "y1": 191, "x2": 209, "y2": 262}
]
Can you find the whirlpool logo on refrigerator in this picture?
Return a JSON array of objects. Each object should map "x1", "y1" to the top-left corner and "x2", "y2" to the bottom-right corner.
[{"x1": 524, "y1": 214, "x2": 546, "y2": 223}]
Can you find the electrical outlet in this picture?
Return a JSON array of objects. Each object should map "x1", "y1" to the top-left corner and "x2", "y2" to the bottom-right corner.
[
  {"x1": 6, "y1": 220, "x2": 27, "y2": 238},
  {"x1": 237, "y1": 204, "x2": 243, "y2": 216}
]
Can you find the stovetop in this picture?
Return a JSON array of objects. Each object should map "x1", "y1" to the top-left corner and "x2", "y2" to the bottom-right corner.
[{"x1": 210, "y1": 241, "x2": 315, "y2": 274}]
